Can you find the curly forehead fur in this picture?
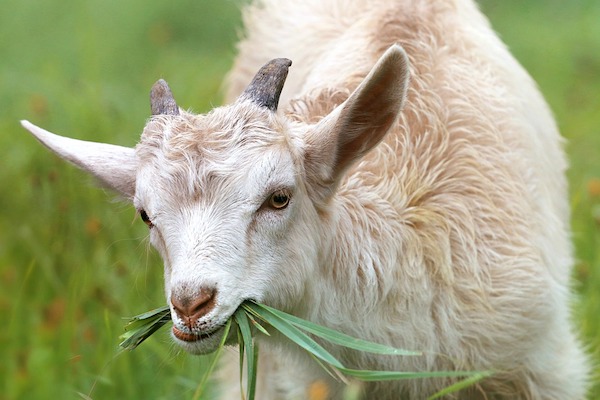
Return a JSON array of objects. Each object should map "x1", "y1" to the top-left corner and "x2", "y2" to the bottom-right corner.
[{"x1": 135, "y1": 101, "x2": 304, "y2": 197}]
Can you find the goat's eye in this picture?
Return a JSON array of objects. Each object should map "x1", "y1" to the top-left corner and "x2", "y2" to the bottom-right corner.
[
  {"x1": 139, "y1": 210, "x2": 153, "y2": 228},
  {"x1": 268, "y1": 191, "x2": 290, "y2": 210}
]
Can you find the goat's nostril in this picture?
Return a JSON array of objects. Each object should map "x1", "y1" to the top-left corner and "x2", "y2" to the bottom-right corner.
[{"x1": 171, "y1": 287, "x2": 217, "y2": 326}]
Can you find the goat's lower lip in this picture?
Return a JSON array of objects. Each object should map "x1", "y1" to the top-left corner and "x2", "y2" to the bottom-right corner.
[{"x1": 172, "y1": 326, "x2": 214, "y2": 342}]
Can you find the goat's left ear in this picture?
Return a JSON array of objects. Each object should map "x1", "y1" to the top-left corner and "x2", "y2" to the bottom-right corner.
[
  {"x1": 305, "y1": 45, "x2": 410, "y2": 198},
  {"x1": 21, "y1": 120, "x2": 137, "y2": 200}
]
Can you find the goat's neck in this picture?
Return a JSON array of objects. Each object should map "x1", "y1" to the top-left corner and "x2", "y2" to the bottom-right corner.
[{"x1": 305, "y1": 191, "x2": 394, "y2": 332}]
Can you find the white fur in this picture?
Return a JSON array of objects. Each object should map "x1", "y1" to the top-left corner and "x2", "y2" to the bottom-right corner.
[{"x1": 23, "y1": 0, "x2": 589, "y2": 398}]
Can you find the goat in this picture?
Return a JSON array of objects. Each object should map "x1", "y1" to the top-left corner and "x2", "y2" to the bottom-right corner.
[{"x1": 22, "y1": 0, "x2": 589, "y2": 398}]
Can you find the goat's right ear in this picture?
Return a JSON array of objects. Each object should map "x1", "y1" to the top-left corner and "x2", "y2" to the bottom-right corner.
[{"x1": 21, "y1": 120, "x2": 137, "y2": 200}]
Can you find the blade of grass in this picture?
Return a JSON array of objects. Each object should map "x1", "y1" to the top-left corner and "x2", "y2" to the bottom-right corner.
[
  {"x1": 246, "y1": 312, "x2": 270, "y2": 336},
  {"x1": 339, "y1": 368, "x2": 489, "y2": 382},
  {"x1": 124, "y1": 305, "x2": 171, "y2": 321},
  {"x1": 242, "y1": 303, "x2": 344, "y2": 369},
  {"x1": 119, "y1": 307, "x2": 171, "y2": 350},
  {"x1": 427, "y1": 371, "x2": 493, "y2": 399},
  {"x1": 234, "y1": 309, "x2": 258, "y2": 400},
  {"x1": 253, "y1": 302, "x2": 421, "y2": 356},
  {"x1": 237, "y1": 323, "x2": 245, "y2": 400},
  {"x1": 250, "y1": 342, "x2": 259, "y2": 399},
  {"x1": 307, "y1": 352, "x2": 350, "y2": 384},
  {"x1": 243, "y1": 302, "x2": 490, "y2": 386},
  {"x1": 192, "y1": 319, "x2": 232, "y2": 400}
]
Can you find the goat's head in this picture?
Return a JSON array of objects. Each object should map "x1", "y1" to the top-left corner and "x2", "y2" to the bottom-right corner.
[{"x1": 21, "y1": 45, "x2": 410, "y2": 354}]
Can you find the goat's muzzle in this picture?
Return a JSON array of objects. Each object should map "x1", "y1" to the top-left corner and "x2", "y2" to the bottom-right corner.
[{"x1": 170, "y1": 286, "x2": 217, "y2": 335}]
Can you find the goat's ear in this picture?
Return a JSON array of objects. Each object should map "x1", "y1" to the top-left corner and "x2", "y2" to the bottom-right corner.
[
  {"x1": 305, "y1": 45, "x2": 410, "y2": 200},
  {"x1": 21, "y1": 120, "x2": 137, "y2": 200}
]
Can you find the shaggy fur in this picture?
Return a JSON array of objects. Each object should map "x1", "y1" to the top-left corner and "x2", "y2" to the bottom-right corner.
[
  {"x1": 23, "y1": 0, "x2": 589, "y2": 399},
  {"x1": 220, "y1": 1, "x2": 589, "y2": 398}
]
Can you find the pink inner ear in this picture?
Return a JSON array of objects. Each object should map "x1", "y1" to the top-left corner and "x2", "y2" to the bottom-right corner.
[
  {"x1": 324, "y1": 46, "x2": 410, "y2": 181},
  {"x1": 302, "y1": 46, "x2": 410, "y2": 205}
]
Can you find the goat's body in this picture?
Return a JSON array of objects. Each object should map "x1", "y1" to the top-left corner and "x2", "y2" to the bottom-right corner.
[{"x1": 221, "y1": 1, "x2": 588, "y2": 398}]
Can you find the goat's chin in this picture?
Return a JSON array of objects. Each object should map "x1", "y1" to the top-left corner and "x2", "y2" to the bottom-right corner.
[{"x1": 172, "y1": 324, "x2": 234, "y2": 355}]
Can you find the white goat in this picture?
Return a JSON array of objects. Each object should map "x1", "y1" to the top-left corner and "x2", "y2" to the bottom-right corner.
[{"x1": 23, "y1": 0, "x2": 588, "y2": 398}]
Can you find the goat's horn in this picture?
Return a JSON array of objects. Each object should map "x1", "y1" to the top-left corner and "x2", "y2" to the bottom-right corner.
[
  {"x1": 240, "y1": 58, "x2": 292, "y2": 111},
  {"x1": 150, "y1": 79, "x2": 179, "y2": 116}
]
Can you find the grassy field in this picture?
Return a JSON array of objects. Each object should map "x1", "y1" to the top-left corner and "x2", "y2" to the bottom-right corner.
[{"x1": 1, "y1": 0, "x2": 598, "y2": 399}]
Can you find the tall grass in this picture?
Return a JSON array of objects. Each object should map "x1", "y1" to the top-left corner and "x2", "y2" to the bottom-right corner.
[{"x1": 1, "y1": 0, "x2": 598, "y2": 398}]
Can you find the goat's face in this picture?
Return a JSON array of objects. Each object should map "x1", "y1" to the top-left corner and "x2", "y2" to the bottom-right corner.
[
  {"x1": 21, "y1": 45, "x2": 410, "y2": 355},
  {"x1": 134, "y1": 105, "x2": 320, "y2": 354}
]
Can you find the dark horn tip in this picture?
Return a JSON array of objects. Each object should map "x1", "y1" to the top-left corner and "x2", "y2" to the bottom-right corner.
[
  {"x1": 150, "y1": 79, "x2": 180, "y2": 116},
  {"x1": 241, "y1": 58, "x2": 293, "y2": 111}
]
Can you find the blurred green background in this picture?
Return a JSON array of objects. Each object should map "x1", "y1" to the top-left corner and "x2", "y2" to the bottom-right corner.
[{"x1": 1, "y1": 0, "x2": 598, "y2": 399}]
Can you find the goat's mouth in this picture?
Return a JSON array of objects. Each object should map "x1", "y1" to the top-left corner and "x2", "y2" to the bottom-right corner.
[
  {"x1": 172, "y1": 325, "x2": 223, "y2": 343},
  {"x1": 171, "y1": 316, "x2": 239, "y2": 355},
  {"x1": 170, "y1": 301, "x2": 255, "y2": 354}
]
